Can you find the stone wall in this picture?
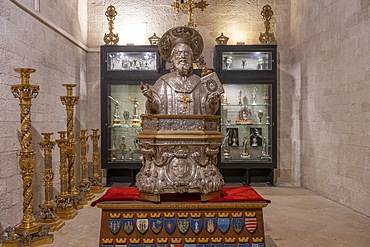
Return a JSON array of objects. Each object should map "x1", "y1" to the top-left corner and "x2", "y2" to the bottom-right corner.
[
  {"x1": 0, "y1": 0, "x2": 88, "y2": 231},
  {"x1": 290, "y1": 0, "x2": 370, "y2": 216}
]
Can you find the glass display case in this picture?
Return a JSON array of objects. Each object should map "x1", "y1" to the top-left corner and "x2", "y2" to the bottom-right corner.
[
  {"x1": 101, "y1": 45, "x2": 165, "y2": 186},
  {"x1": 214, "y1": 45, "x2": 277, "y2": 185}
]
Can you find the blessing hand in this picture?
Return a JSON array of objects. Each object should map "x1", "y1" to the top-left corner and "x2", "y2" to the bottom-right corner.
[{"x1": 140, "y1": 82, "x2": 154, "y2": 102}]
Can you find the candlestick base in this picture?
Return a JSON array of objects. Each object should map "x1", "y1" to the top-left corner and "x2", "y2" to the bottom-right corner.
[{"x1": 90, "y1": 185, "x2": 104, "y2": 194}]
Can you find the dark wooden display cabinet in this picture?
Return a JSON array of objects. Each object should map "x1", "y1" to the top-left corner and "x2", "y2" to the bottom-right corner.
[
  {"x1": 214, "y1": 44, "x2": 278, "y2": 185},
  {"x1": 100, "y1": 45, "x2": 165, "y2": 186},
  {"x1": 100, "y1": 44, "x2": 277, "y2": 186}
]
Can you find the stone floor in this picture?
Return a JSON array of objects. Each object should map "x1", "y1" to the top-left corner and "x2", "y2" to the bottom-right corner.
[{"x1": 42, "y1": 183, "x2": 370, "y2": 247}]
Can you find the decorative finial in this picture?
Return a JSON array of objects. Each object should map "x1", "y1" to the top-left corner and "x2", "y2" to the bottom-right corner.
[
  {"x1": 103, "y1": 5, "x2": 119, "y2": 45},
  {"x1": 259, "y1": 5, "x2": 276, "y2": 44},
  {"x1": 215, "y1": 33, "x2": 229, "y2": 45},
  {"x1": 148, "y1": 33, "x2": 160, "y2": 45}
]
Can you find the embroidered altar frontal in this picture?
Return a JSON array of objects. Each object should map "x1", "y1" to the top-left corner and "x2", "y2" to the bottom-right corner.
[{"x1": 98, "y1": 201, "x2": 268, "y2": 247}]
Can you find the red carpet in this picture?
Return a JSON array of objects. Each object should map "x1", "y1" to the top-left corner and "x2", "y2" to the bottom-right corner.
[{"x1": 91, "y1": 186, "x2": 270, "y2": 207}]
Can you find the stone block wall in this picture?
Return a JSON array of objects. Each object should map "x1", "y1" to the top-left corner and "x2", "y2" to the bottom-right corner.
[
  {"x1": 0, "y1": 0, "x2": 88, "y2": 231},
  {"x1": 290, "y1": 0, "x2": 370, "y2": 216}
]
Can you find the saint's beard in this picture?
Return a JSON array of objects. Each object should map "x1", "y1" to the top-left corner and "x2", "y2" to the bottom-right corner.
[{"x1": 176, "y1": 61, "x2": 191, "y2": 76}]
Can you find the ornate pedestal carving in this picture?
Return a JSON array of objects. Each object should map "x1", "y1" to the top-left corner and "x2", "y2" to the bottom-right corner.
[{"x1": 136, "y1": 115, "x2": 224, "y2": 202}]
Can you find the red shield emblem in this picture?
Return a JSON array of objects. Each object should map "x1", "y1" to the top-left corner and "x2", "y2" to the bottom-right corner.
[{"x1": 245, "y1": 217, "x2": 257, "y2": 233}]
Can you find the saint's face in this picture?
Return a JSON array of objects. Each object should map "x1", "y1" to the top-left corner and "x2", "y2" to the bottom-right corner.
[{"x1": 171, "y1": 43, "x2": 193, "y2": 76}]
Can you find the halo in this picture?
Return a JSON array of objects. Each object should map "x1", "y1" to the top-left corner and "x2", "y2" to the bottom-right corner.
[{"x1": 158, "y1": 26, "x2": 203, "y2": 62}]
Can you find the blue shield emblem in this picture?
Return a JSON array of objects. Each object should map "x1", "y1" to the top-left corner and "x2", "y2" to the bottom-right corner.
[
  {"x1": 217, "y1": 218, "x2": 230, "y2": 233},
  {"x1": 232, "y1": 218, "x2": 244, "y2": 233},
  {"x1": 142, "y1": 245, "x2": 154, "y2": 247},
  {"x1": 184, "y1": 244, "x2": 197, "y2": 247},
  {"x1": 190, "y1": 218, "x2": 202, "y2": 234},
  {"x1": 225, "y1": 244, "x2": 236, "y2": 247},
  {"x1": 178, "y1": 219, "x2": 190, "y2": 234},
  {"x1": 157, "y1": 245, "x2": 168, "y2": 247},
  {"x1": 210, "y1": 244, "x2": 222, "y2": 247},
  {"x1": 136, "y1": 218, "x2": 149, "y2": 234},
  {"x1": 238, "y1": 244, "x2": 250, "y2": 247},
  {"x1": 129, "y1": 245, "x2": 140, "y2": 247},
  {"x1": 198, "y1": 244, "x2": 209, "y2": 247},
  {"x1": 150, "y1": 218, "x2": 162, "y2": 234},
  {"x1": 251, "y1": 244, "x2": 264, "y2": 247},
  {"x1": 164, "y1": 218, "x2": 176, "y2": 234},
  {"x1": 102, "y1": 245, "x2": 113, "y2": 247},
  {"x1": 204, "y1": 218, "x2": 216, "y2": 233},
  {"x1": 122, "y1": 219, "x2": 135, "y2": 234},
  {"x1": 108, "y1": 219, "x2": 121, "y2": 234}
]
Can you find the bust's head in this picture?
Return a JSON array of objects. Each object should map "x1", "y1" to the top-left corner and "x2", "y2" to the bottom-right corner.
[
  {"x1": 170, "y1": 43, "x2": 193, "y2": 76},
  {"x1": 158, "y1": 26, "x2": 203, "y2": 63}
]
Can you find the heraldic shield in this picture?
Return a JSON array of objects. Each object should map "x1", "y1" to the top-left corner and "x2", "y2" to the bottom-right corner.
[{"x1": 108, "y1": 219, "x2": 121, "y2": 234}]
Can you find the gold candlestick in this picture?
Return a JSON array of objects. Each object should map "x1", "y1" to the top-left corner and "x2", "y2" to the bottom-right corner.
[
  {"x1": 89, "y1": 129, "x2": 104, "y2": 193},
  {"x1": 9, "y1": 68, "x2": 53, "y2": 245},
  {"x1": 171, "y1": 0, "x2": 209, "y2": 28},
  {"x1": 11, "y1": 68, "x2": 40, "y2": 235},
  {"x1": 60, "y1": 84, "x2": 80, "y2": 203},
  {"x1": 55, "y1": 131, "x2": 77, "y2": 220},
  {"x1": 38, "y1": 133, "x2": 65, "y2": 231},
  {"x1": 78, "y1": 130, "x2": 95, "y2": 201},
  {"x1": 259, "y1": 5, "x2": 276, "y2": 44}
]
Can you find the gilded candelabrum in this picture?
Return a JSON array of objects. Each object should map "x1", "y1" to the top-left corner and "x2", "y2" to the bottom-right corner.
[
  {"x1": 78, "y1": 130, "x2": 94, "y2": 201},
  {"x1": 55, "y1": 131, "x2": 77, "y2": 220},
  {"x1": 171, "y1": 0, "x2": 209, "y2": 28},
  {"x1": 259, "y1": 5, "x2": 276, "y2": 44},
  {"x1": 38, "y1": 133, "x2": 65, "y2": 232},
  {"x1": 60, "y1": 84, "x2": 80, "y2": 203},
  {"x1": 89, "y1": 128, "x2": 104, "y2": 193},
  {"x1": 11, "y1": 68, "x2": 40, "y2": 235},
  {"x1": 103, "y1": 5, "x2": 119, "y2": 45},
  {"x1": 7, "y1": 68, "x2": 53, "y2": 246}
]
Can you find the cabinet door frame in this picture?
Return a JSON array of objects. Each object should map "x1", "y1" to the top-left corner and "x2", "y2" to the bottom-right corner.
[
  {"x1": 100, "y1": 45, "x2": 165, "y2": 186},
  {"x1": 214, "y1": 44, "x2": 278, "y2": 184}
]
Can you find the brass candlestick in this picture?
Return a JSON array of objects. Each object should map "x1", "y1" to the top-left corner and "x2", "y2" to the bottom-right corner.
[
  {"x1": 55, "y1": 131, "x2": 77, "y2": 220},
  {"x1": 89, "y1": 129, "x2": 104, "y2": 193},
  {"x1": 259, "y1": 5, "x2": 276, "y2": 44},
  {"x1": 38, "y1": 133, "x2": 65, "y2": 232},
  {"x1": 78, "y1": 130, "x2": 94, "y2": 201},
  {"x1": 60, "y1": 84, "x2": 80, "y2": 205},
  {"x1": 9, "y1": 68, "x2": 53, "y2": 245},
  {"x1": 11, "y1": 68, "x2": 40, "y2": 235},
  {"x1": 103, "y1": 5, "x2": 119, "y2": 45},
  {"x1": 171, "y1": 0, "x2": 209, "y2": 28}
]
